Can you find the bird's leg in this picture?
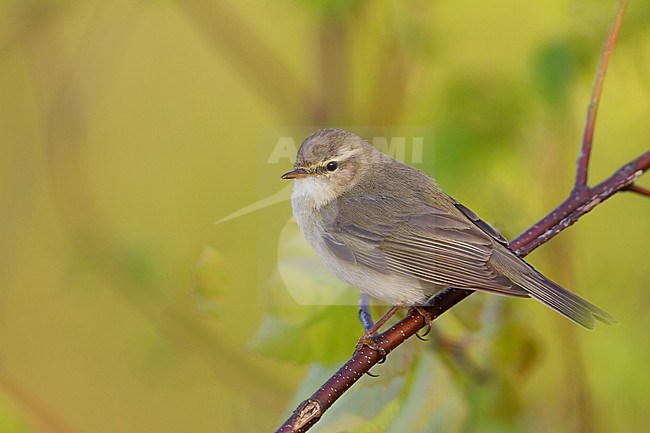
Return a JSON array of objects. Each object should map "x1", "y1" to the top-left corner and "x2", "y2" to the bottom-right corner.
[
  {"x1": 357, "y1": 293, "x2": 375, "y2": 333},
  {"x1": 359, "y1": 304, "x2": 402, "y2": 338},
  {"x1": 355, "y1": 302, "x2": 404, "y2": 361}
]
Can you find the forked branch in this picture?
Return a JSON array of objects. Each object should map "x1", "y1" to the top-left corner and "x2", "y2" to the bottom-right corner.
[{"x1": 276, "y1": 1, "x2": 646, "y2": 432}]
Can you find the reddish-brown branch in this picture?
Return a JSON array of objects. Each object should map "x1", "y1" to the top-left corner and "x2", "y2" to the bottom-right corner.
[
  {"x1": 276, "y1": 2, "x2": 646, "y2": 432},
  {"x1": 276, "y1": 288, "x2": 473, "y2": 433},
  {"x1": 575, "y1": 0, "x2": 629, "y2": 188},
  {"x1": 513, "y1": 150, "x2": 650, "y2": 255},
  {"x1": 625, "y1": 183, "x2": 650, "y2": 197}
]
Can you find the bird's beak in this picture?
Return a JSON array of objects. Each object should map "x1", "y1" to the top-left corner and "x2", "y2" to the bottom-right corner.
[{"x1": 281, "y1": 167, "x2": 311, "y2": 180}]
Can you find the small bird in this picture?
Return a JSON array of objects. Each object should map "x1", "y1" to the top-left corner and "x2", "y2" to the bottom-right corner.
[{"x1": 281, "y1": 128, "x2": 614, "y2": 329}]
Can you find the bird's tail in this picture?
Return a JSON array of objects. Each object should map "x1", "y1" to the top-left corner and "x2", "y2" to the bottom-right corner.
[{"x1": 517, "y1": 271, "x2": 616, "y2": 330}]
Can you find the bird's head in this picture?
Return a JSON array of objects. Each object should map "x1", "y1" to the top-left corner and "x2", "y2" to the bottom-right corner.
[{"x1": 281, "y1": 128, "x2": 375, "y2": 207}]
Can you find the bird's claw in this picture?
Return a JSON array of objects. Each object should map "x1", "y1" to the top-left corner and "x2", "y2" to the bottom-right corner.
[
  {"x1": 410, "y1": 306, "x2": 434, "y2": 339},
  {"x1": 355, "y1": 333, "x2": 387, "y2": 364}
]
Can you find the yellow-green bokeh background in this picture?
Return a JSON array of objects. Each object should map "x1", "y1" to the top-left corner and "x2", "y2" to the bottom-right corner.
[{"x1": 0, "y1": 1, "x2": 648, "y2": 432}]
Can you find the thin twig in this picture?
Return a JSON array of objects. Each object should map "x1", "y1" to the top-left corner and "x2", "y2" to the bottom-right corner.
[
  {"x1": 625, "y1": 183, "x2": 650, "y2": 197},
  {"x1": 513, "y1": 150, "x2": 649, "y2": 255},
  {"x1": 575, "y1": 0, "x2": 629, "y2": 189}
]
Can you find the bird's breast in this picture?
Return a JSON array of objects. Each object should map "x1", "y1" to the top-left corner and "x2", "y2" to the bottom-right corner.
[{"x1": 290, "y1": 194, "x2": 432, "y2": 306}]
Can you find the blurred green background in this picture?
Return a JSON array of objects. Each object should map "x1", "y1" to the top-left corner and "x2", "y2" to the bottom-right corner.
[{"x1": 0, "y1": 1, "x2": 649, "y2": 432}]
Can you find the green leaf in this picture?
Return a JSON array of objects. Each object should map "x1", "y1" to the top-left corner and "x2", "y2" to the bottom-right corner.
[
  {"x1": 530, "y1": 39, "x2": 578, "y2": 107},
  {"x1": 250, "y1": 298, "x2": 361, "y2": 364}
]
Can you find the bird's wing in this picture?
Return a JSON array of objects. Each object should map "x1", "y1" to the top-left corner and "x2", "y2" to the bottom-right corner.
[
  {"x1": 324, "y1": 195, "x2": 615, "y2": 329},
  {"x1": 323, "y1": 196, "x2": 526, "y2": 296}
]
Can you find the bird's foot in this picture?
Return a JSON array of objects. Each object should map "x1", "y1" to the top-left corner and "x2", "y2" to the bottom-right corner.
[
  {"x1": 355, "y1": 332, "x2": 387, "y2": 364},
  {"x1": 410, "y1": 306, "x2": 434, "y2": 340},
  {"x1": 353, "y1": 302, "x2": 403, "y2": 363}
]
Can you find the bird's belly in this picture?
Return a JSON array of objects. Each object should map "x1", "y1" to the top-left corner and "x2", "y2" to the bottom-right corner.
[{"x1": 328, "y1": 261, "x2": 432, "y2": 306}]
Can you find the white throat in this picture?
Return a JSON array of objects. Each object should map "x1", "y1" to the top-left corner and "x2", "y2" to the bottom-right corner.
[{"x1": 291, "y1": 177, "x2": 339, "y2": 212}]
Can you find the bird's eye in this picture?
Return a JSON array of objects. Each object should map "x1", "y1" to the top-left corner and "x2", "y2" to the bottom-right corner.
[{"x1": 326, "y1": 161, "x2": 338, "y2": 172}]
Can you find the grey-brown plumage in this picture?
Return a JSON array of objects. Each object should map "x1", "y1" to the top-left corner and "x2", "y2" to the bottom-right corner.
[{"x1": 281, "y1": 128, "x2": 614, "y2": 329}]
